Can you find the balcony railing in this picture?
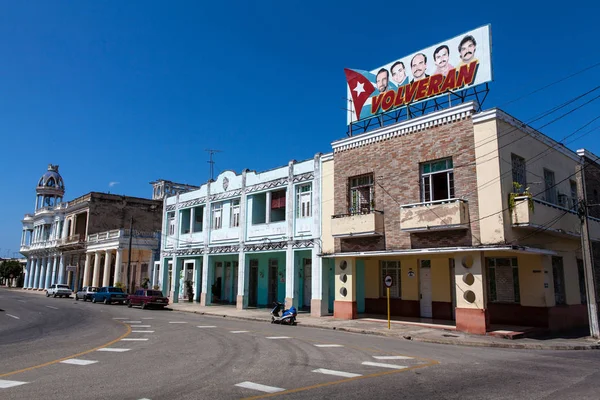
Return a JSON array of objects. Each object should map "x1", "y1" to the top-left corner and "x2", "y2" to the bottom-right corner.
[
  {"x1": 87, "y1": 229, "x2": 160, "y2": 243},
  {"x1": 511, "y1": 196, "x2": 600, "y2": 240},
  {"x1": 400, "y1": 198, "x2": 469, "y2": 232},
  {"x1": 331, "y1": 210, "x2": 384, "y2": 238},
  {"x1": 58, "y1": 234, "x2": 84, "y2": 247}
]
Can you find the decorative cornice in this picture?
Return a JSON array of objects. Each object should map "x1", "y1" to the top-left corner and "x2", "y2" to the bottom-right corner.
[
  {"x1": 292, "y1": 172, "x2": 314, "y2": 183},
  {"x1": 332, "y1": 102, "x2": 476, "y2": 153},
  {"x1": 245, "y1": 177, "x2": 289, "y2": 193},
  {"x1": 208, "y1": 245, "x2": 240, "y2": 254},
  {"x1": 210, "y1": 189, "x2": 242, "y2": 202},
  {"x1": 179, "y1": 197, "x2": 207, "y2": 209},
  {"x1": 243, "y1": 241, "x2": 287, "y2": 252}
]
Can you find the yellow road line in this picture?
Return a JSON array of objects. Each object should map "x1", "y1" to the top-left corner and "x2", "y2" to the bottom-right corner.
[
  {"x1": 241, "y1": 360, "x2": 439, "y2": 400},
  {"x1": 0, "y1": 321, "x2": 132, "y2": 378}
]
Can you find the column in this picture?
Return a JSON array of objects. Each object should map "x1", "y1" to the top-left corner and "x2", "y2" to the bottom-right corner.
[
  {"x1": 236, "y1": 252, "x2": 248, "y2": 309},
  {"x1": 160, "y1": 257, "x2": 170, "y2": 294},
  {"x1": 82, "y1": 253, "x2": 92, "y2": 287},
  {"x1": 454, "y1": 252, "x2": 489, "y2": 334},
  {"x1": 102, "y1": 250, "x2": 112, "y2": 287},
  {"x1": 23, "y1": 258, "x2": 32, "y2": 289},
  {"x1": 44, "y1": 256, "x2": 53, "y2": 288},
  {"x1": 334, "y1": 258, "x2": 357, "y2": 319},
  {"x1": 114, "y1": 249, "x2": 123, "y2": 285},
  {"x1": 171, "y1": 257, "x2": 181, "y2": 303},
  {"x1": 51, "y1": 256, "x2": 59, "y2": 285},
  {"x1": 194, "y1": 257, "x2": 202, "y2": 302},
  {"x1": 38, "y1": 257, "x2": 47, "y2": 290},
  {"x1": 31, "y1": 258, "x2": 40, "y2": 289},
  {"x1": 149, "y1": 250, "x2": 157, "y2": 288},
  {"x1": 265, "y1": 191, "x2": 272, "y2": 224},
  {"x1": 310, "y1": 246, "x2": 327, "y2": 317},
  {"x1": 285, "y1": 244, "x2": 296, "y2": 309},
  {"x1": 200, "y1": 255, "x2": 211, "y2": 306},
  {"x1": 57, "y1": 254, "x2": 66, "y2": 284},
  {"x1": 92, "y1": 251, "x2": 101, "y2": 287},
  {"x1": 151, "y1": 260, "x2": 157, "y2": 288}
]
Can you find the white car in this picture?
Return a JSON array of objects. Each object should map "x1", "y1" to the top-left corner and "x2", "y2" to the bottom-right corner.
[{"x1": 46, "y1": 284, "x2": 73, "y2": 298}]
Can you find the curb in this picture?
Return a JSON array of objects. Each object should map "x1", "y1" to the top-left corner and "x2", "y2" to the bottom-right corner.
[{"x1": 169, "y1": 306, "x2": 600, "y2": 351}]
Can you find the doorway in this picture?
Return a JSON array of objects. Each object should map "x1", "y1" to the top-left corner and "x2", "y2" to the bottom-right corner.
[
  {"x1": 248, "y1": 260, "x2": 258, "y2": 307},
  {"x1": 303, "y1": 258, "x2": 312, "y2": 308},
  {"x1": 268, "y1": 259, "x2": 278, "y2": 305},
  {"x1": 419, "y1": 260, "x2": 432, "y2": 318}
]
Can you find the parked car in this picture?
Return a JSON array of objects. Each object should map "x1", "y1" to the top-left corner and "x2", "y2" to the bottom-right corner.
[
  {"x1": 75, "y1": 286, "x2": 99, "y2": 301},
  {"x1": 46, "y1": 284, "x2": 73, "y2": 298},
  {"x1": 91, "y1": 287, "x2": 128, "y2": 305},
  {"x1": 127, "y1": 289, "x2": 169, "y2": 309}
]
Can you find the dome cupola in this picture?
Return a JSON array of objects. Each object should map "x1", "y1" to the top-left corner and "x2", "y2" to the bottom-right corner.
[{"x1": 35, "y1": 164, "x2": 65, "y2": 210}]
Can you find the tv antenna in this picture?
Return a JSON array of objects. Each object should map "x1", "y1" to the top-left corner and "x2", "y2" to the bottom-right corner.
[{"x1": 205, "y1": 149, "x2": 222, "y2": 181}]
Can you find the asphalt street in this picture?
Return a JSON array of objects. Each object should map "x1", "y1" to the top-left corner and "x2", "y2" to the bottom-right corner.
[{"x1": 1, "y1": 289, "x2": 599, "y2": 400}]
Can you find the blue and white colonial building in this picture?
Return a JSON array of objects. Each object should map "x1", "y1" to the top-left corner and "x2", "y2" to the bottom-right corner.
[{"x1": 157, "y1": 154, "x2": 332, "y2": 316}]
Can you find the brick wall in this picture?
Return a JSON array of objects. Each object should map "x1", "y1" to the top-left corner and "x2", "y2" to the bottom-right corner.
[
  {"x1": 87, "y1": 193, "x2": 163, "y2": 235},
  {"x1": 333, "y1": 117, "x2": 480, "y2": 252}
]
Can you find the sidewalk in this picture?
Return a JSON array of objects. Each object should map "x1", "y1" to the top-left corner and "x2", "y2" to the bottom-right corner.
[{"x1": 168, "y1": 301, "x2": 600, "y2": 351}]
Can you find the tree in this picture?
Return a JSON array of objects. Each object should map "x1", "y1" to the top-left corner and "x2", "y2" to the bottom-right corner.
[{"x1": 0, "y1": 260, "x2": 24, "y2": 287}]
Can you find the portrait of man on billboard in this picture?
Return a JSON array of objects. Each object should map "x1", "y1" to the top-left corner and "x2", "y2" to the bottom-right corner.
[
  {"x1": 410, "y1": 53, "x2": 429, "y2": 83},
  {"x1": 459, "y1": 35, "x2": 477, "y2": 65},
  {"x1": 433, "y1": 44, "x2": 454, "y2": 76},
  {"x1": 391, "y1": 61, "x2": 409, "y2": 87},
  {"x1": 376, "y1": 68, "x2": 390, "y2": 93}
]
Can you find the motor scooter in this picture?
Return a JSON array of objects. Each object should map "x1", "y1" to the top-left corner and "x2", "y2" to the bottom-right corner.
[{"x1": 270, "y1": 301, "x2": 297, "y2": 325}]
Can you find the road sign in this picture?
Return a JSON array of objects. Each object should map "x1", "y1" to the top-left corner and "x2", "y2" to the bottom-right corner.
[{"x1": 384, "y1": 274, "x2": 393, "y2": 288}]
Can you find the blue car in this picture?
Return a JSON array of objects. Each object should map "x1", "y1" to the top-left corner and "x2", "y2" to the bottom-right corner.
[{"x1": 92, "y1": 286, "x2": 128, "y2": 305}]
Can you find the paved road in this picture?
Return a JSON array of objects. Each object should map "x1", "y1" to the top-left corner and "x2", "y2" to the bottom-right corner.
[{"x1": 1, "y1": 289, "x2": 600, "y2": 399}]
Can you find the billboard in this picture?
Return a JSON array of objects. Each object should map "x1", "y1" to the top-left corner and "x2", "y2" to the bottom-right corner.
[{"x1": 345, "y1": 25, "x2": 492, "y2": 125}]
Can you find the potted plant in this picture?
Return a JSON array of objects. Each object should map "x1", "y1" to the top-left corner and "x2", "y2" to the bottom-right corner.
[
  {"x1": 185, "y1": 280, "x2": 194, "y2": 302},
  {"x1": 141, "y1": 277, "x2": 150, "y2": 289},
  {"x1": 508, "y1": 182, "x2": 534, "y2": 213}
]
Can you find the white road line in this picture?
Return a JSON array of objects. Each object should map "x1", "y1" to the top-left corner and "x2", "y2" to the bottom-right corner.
[
  {"x1": 235, "y1": 381, "x2": 285, "y2": 393},
  {"x1": 130, "y1": 325, "x2": 151, "y2": 328},
  {"x1": 0, "y1": 379, "x2": 28, "y2": 389},
  {"x1": 112, "y1": 317, "x2": 128, "y2": 320},
  {"x1": 196, "y1": 325, "x2": 217, "y2": 328},
  {"x1": 123, "y1": 320, "x2": 142, "y2": 323},
  {"x1": 361, "y1": 361, "x2": 408, "y2": 370},
  {"x1": 60, "y1": 359, "x2": 98, "y2": 366},
  {"x1": 6, "y1": 314, "x2": 20, "y2": 319},
  {"x1": 45, "y1": 305, "x2": 59, "y2": 310},
  {"x1": 169, "y1": 321, "x2": 188, "y2": 324},
  {"x1": 131, "y1": 330, "x2": 155, "y2": 333},
  {"x1": 314, "y1": 344, "x2": 344, "y2": 348},
  {"x1": 265, "y1": 336, "x2": 291, "y2": 339},
  {"x1": 312, "y1": 368, "x2": 361, "y2": 378},
  {"x1": 121, "y1": 338, "x2": 149, "y2": 341},
  {"x1": 230, "y1": 330, "x2": 249, "y2": 333},
  {"x1": 141, "y1": 317, "x2": 154, "y2": 320},
  {"x1": 373, "y1": 356, "x2": 414, "y2": 360},
  {"x1": 97, "y1": 348, "x2": 131, "y2": 352},
  {"x1": 17, "y1": 300, "x2": 26, "y2": 303}
]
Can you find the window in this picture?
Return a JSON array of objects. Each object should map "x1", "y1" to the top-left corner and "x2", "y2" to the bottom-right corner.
[
  {"x1": 192, "y1": 206, "x2": 203, "y2": 233},
  {"x1": 380, "y1": 261, "x2": 401, "y2": 298},
  {"x1": 552, "y1": 256, "x2": 566, "y2": 305},
  {"x1": 570, "y1": 180, "x2": 578, "y2": 211},
  {"x1": 511, "y1": 154, "x2": 526, "y2": 192},
  {"x1": 487, "y1": 258, "x2": 520, "y2": 303},
  {"x1": 180, "y1": 208, "x2": 191, "y2": 234},
  {"x1": 577, "y1": 258, "x2": 587, "y2": 304},
  {"x1": 212, "y1": 202, "x2": 223, "y2": 230},
  {"x1": 349, "y1": 174, "x2": 374, "y2": 214},
  {"x1": 296, "y1": 184, "x2": 312, "y2": 218},
  {"x1": 270, "y1": 190, "x2": 286, "y2": 222},
  {"x1": 421, "y1": 158, "x2": 454, "y2": 202},
  {"x1": 230, "y1": 199, "x2": 240, "y2": 227},
  {"x1": 167, "y1": 212, "x2": 175, "y2": 236},
  {"x1": 544, "y1": 169, "x2": 557, "y2": 204}
]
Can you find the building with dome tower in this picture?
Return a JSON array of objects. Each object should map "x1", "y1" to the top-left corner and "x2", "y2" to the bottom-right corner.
[{"x1": 19, "y1": 164, "x2": 188, "y2": 293}]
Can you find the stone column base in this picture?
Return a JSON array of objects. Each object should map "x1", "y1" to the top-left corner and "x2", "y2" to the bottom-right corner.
[
  {"x1": 455, "y1": 307, "x2": 489, "y2": 334},
  {"x1": 311, "y1": 299, "x2": 330, "y2": 317},
  {"x1": 334, "y1": 300, "x2": 357, "y2": 319},
  {"x1": 285, "y1": 297, "x2": 294, "y2": 310},
  {"x1": 200, "y1": 292, "x2": 208, "y2": 306},
  {"x1": 236, "y1": 295, "x2": 246, "y2": 310}
]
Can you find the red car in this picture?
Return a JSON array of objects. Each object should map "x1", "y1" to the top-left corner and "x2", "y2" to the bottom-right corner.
[{"x1": 127, "y1": 289, "x2": 169, "y2": 309}]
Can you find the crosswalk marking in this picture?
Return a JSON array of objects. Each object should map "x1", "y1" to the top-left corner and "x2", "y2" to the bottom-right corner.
[
  {"x1": 0, "y1": 379, "x2": 28, "y2": 389},
  {"x1": 169, "y1": 321, "x2": 188, "y2": 324},
  {"x1": 112, "y1": 317, "x2": 128, "y2": 320},
  {"x1": 362, "y1": 361, "x2": 408, "y2": 370},
  {"x1": 60, "y1": 359, "x2": 98, "y2": 366},
  {"x1": 6, "y1": 314, "x2": 19, "y2": 319},
  {"x1": 196, "y1": 325, "x2": 217, "y2": 328},
  {"x1": 230, "y1": 330, "x2": 249, "y2": 333},
  {"x1": 314, "y1": 344, "x2": 344, "y2": 348},
  {"x1": 97, "y1": 348, "x2": 131, "y2": 352},
  {"x1": 235, "y1": 381, "x2": 285, "y2": 393},
  {"x1": 130, "y1": 325, "x2": 151, "y2": 328},
  {"x1": 131, "y1": 330, "x2": 155, "y2": 333},
  {"x1": 45, "y1": 305, "x2": 58, "y2": 310},
  {"x1": 266, "y1": 336, "x2": 291, "y2": 339},
  {"x1": 121, "y1": 338, "x2": 149, "y2": 341},
  {"x1": 123, "y1": 320, "x2": 142, "y2": 323},
  {"x1": 312, "y1": 368, "x2": 361, "y2": 378},
  {"x1": 141, "y1": 317, "x2": 154, "y2": 320},
  {"x1": 373, "y1": 356, "x2": 414, "y2": 360}
]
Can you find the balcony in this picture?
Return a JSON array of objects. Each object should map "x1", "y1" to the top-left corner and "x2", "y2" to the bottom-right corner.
[
  {"x1": 331, "y1": 210, "x2": 384, "y2": 238},
  {"x1": 400, "y1": 198, "x2": 469, "y2": 232},
  {"x1": 511, "y1": 197, "x2": 600, "y2": 240},
  {"x1": 57, "y1": 234, "x2": 85, "y2": 249}
]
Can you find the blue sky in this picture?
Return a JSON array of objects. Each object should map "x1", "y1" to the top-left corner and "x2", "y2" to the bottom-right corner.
[{"x1": 1, "y1": 1, "x2": 599, "y2": 255}]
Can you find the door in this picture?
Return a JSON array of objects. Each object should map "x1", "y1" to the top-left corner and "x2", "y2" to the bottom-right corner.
[
  {"x1": 268, "y1": 259, "x2": 278, "y2": 305},
  {"x1": 232, "y1": 262, "x2": 238, "y2": 305},
  {"x1": 419, "y1": 260, "x2": 433, "y2": 318},
  {"x1": 303, "y1": 258, "x2": 312, "y2": 308},
  {"x1": 214, "y1": 262, "x2": 223, "y2": 302},
  {"x1": 450, "y1": 258, "x2": 456, "y2": 320},
  {"x1": 224, "y1": 262, "x2": 232, "y2": 303},
  {"x1": 248, "y1": 262, "x2": 258, "y2": 307}
]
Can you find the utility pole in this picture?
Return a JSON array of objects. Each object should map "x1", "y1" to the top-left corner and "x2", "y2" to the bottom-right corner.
[
  {"x1": 126, "y1": 216, "x2": 133, "y2": 294},
  {"x1": 576, "y1": 156, "x2": 599, "y2": 339},
  {"x1": 205, "y1": 149, "x2": 222, "y2": 181}
]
